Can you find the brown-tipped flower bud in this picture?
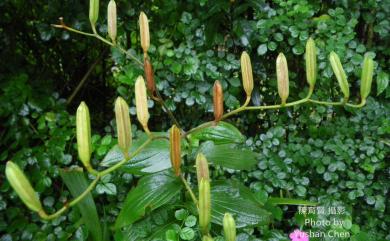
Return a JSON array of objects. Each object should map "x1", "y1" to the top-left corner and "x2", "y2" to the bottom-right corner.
[
  {"x1": 139, "y1": 12, "x2": 150, "y2": 53},
  {"x1": 107, "y1": 0, "x2": 117, "y2": 43},
  {"x1": 329, "y1": 51, "x2": 350, "y2": 102},
  {"x1": 199, "y1": 178, "x2": 211, "y2": 235},
  {"x1": 213, "y1": 80, "x2": 224, "y2": 122},
  {"x1": 240, "y1": 51, "x2": 254, "y2": 98},
  {"x1": 135, "y1": 76, "x2": 150, "y2": 131},
  {"x1": 276, "y1": 53, "x2": 289, "y2": 105},
  {"x1": 144, "y1": 56, "x2": 156, "y2": 95},
  {"x1": 115, "y1": 97, "x2": 132, "y2": 155},
  {"x1": 5, "y1": 161, "x2": 43, "y2": 213},
  {"x1": 169, "y1": 125, "x2": 181, "y2": 176},
  {"x1": 305, "y1": 38, "x2": 317, "y2": 90},
  {"x1": 223, "y1": 213, "x2": 236, "y2": 241},
  {"x1": 196, "y1": 153, "x2": 209, "y2": 182},
  {"x1": 89, "y1": 0, "x2": 99, "y2": 27},
  {"x1": 76, "y1": 102, "x2": 92, "y2": 170},
  {"x1": 360, "y1": 54, "x2": 374, "y2": 102}
]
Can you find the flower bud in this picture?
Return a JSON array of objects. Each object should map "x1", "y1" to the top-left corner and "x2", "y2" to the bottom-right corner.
[
  {"x1": 89, "y1": 0, "x2": 99, "y2": 27},
  {"x1": 329, "y1": 51, "x2": 349, "y2": 102},
  {"x1": 76, "y1": 102, "x2": 92, "y2": 170},
  {"x1": 360, "y1": 54, "x2": 374, "y2": 102},
  {"x1": 139, "y1": 12, "x2": 150, "y2": 53},
  {"x1": 5, "y1": 161, "x2": 43, "y2": 213},
  {"x1": 199, "y1": 178, "x2": 211, "y2": 235},
  {"x1": 115, "y1": 97, "x2": 132, "y2": 155},
  {"x1": 240, "y1": 51, "x2": 254, "y2": 98},
  {"x1": 305, "y1": 38, "x2": 317, "y2": 90},
  {"x1": 135, "y1": 76, "x2": 150, "y2": 131},
  {"x1": 169, "y1": 125, "x2": 181, "y2": 176},
  {"x1": 144, "y1": 56, "x2": 156, "y2": 95},
  {"x1": 223, "y1": 213, "x2": 236, "y2": 241},
  {"x1": 202, "y1": 236, "x2": 214, "y2": 241},
  {"x1": 196, "y1": 153, "x2": 209, "y2": 182},
  {"x1": 213, "y1": 80, "x2": 224, "y2": 122},
  {"x1": 276, "y1": 53, "x2": 289, "y2": 105},
  {"x1": 107, "y1": 0, "x2": 117, "y2": 43}
]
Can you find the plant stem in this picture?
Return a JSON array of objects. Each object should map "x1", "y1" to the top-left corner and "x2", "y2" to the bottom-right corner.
[
  {"x1": 180, "y1": 174, "x2": 199, "y2": 209},
  {"x1": 40, "y1": 176, "x2": 100, "y2": 220}
]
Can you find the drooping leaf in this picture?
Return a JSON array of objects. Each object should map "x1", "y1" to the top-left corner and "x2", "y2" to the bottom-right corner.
[
  {"x1": 376, "y1": 71, "x2": 389, "y2": 96},
  {"x1": 211, "y1": 180, "x2": 271, "y2": 228},
  {"x1": 268, "y1": 197, "x2": 318, "y2": 206},
  {"x1": 115, "y1": 170, "x2": 182, "y2": 229},
  {"x1": 60, "y1": 168, "x2": 102, "y2": 241},
  {"x1": 101, "y1": 133, "x2": 171, "y2": 174},
  {"x1": 188, "y1": 121, "x2": 245, "y2": 144},
  {"x1": 199, "y1": 141, "x2": 257, "y2": 170}
]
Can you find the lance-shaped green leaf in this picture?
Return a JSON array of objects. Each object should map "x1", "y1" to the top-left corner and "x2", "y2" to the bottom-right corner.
[
  {"x1": 188, "y1": 121, "x2": 244, "y2": 145},
  {"x1": 198, "y1": 141, "x2": 257, "y2": 170},
  {"x1": 211, "y1": 180, "x2": 271, "y2": 228},
  {"x1": 60, "y1": 168, "x2": 102, "y2": 241},
  {"x1": 329, "y1": 52, "x2": 349, "y2": 101},
  {"x1": 115, "y1": 170, "x2": 182, "y2": 229},
  {"x1": 360, "y1": 54, "x2": 374, "y2": 101},
  {"x1": 101, "y1": 133, "x2": 171, "y2": 174}
]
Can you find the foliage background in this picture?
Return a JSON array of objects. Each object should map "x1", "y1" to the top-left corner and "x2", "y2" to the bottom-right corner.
[{"x1": 0, "y1": 0, "x2": 389, "y2": 240}]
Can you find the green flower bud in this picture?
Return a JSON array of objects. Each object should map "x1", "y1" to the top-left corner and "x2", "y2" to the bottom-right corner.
[
  {"x1": 360, "y1": 54, "x2": 374, "y2": 102},
  {"x1": 199, "y1": 178, "x2": 211, "y2": 235},
  {"x1": 76, "y1": 101, "x2": 92, "y2": 170},
  {"x1": 107, "y1": 0, "x2": 117, "y2": 43},
  {"x1": 276, "y1": 53, "x2": 289, "y2": 105},
  {"x1": 196, "y1": 153, "x2": 209, "y2": 182},
  {"x1": 305, "y1": 38, "x2": 317, "y2": 90},
  {"x1": 135, "y1": 76, "x2": 150, "y2": 132},
  {"x1": 169, "y1": 125, "x2": 181, "y2": 176},
  {"x1": 115, "y1": 97, "x2": 132, "y2": 155},
  {"x1": 89, "y1": 0, "x2": 99, "y2": 27},
  {"x1": 223, "y1": 213, "x2": 236, "y2": 241},
  {"x1": 139, "y1": 12, "x2": 150, "y2": 53},
  {"x1": 202, "y1": 236, "x2": 214, "y2": 241},
  {"x1": 5, "y1": 161, "x2": 43, "y2": 213},
  {"x1": 329, "y1": 51, "x2": 350, "y2": 102},
  {"x1": 240, "y1": 51, "x2": 254, "y2": 98}
]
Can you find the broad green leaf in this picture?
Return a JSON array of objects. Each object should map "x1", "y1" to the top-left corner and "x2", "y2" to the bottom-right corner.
[
  {"x1": 115, "y1": 207, "x2": 177, "y2": 241},
  {"x1": 115, "y1": 170, "x2": 182, "y2": 229},
  {"x1": 188, "y1": 121, "x2": 245, "y2": 144},
  {"x1": 211, "y1": 180, "x2": 271, "y2": 228},
  {"x1": 101, "y1": 134, "x2": 171, "y2": 174},
  {"x1": 199, "y1": 141, "x2": 257, "y2": 170},
  {"x1": 268, "y1": 197, "x2": 318, "y2": 206},
  {"x1": 60, "y1": 168, "x2": 102, "y2": 241}
]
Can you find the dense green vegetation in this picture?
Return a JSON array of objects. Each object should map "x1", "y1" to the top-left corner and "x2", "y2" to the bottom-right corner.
[{"x1": 0, "y1": 0, "x2": 389, "y2": 240}]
